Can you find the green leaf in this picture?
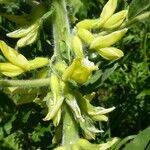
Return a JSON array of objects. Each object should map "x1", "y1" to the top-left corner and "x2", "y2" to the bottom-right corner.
[
  {"x1": 1, "y1": 133, "x2": 22, "y2": 150},
  {"x1": 124, "y1": 127, "x2": 150, "y2": 150},
  {"x1": 88, "y1": 70, "x2": 103, "y2": 84},
  {"x1": 101, "y1": 63, "x2": 118, "y2": 83},
  {"x1": 128, "y1": 0, "x2": 150, "y2": 19},
  {"x1": 136, "y1": 89, "x2": 150, "y2": 99},
  {"x1": 81, "y1": 63, "x2": 118, "y2": 93},
  {"x1": 32, "y1": 124, "x2": 50, "y2": 142},
  {"x1": 0, "y1": 13, "x2": 30, "y2": 25}
]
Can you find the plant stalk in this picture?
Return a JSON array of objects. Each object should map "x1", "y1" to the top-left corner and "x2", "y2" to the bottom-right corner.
[
  {"x1": 52, "y1": 0, "x2": 79, "y2": 148},
  {"x1": 0, "y1": 78, "x2": 50, "y2": 88},
  {"x1": 52, "y1": 0, "x2": 71, "y2": 62},
  {"x1": 62, "y1": 103, "x2": 79, "y2": 148}
]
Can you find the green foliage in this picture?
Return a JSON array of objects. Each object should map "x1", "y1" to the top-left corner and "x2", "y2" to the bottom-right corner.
[
  {"x1": 128, "y1": 0, "x2": 150, "y2": 18},
  {"x1": 124, "y1": 127, "x2": 150, "y2": 150}
]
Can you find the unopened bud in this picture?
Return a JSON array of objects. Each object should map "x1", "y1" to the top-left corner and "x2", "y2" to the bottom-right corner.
[
  {"x1": 77, "y1": 0, "x2": 118, "y2": 30},
  {"x1": 103, "y1": 10, "x2": 128, "y2": 29},
  {"x1": 76, "y1": 19, "x2": 99, "y2": 29},
  {"x1": 0, "y1": 63, "x2": 24, "y2": 77},
  {"x1": 71, "y1": 35, "x2": 84, "y2": 58},
  {"x1": 6, "y1": 23, "x2": 39, "y2": 38},
  {"x1": 100, "y1": 0, "x2": 117, "y2": 21},
  {"x1": 77, "y1": 28, "x2": 95, "y2": 44},
  {"x1": 94, "y1": 0, "x2": 118, "y2": 28},
  {"x1": 29, "y1": 57, "x2": 49, "y2": 70},
  {"x1": 0, "y1": 40, "x2": 30, "y2": 70},
  {"x1": 43, "y1": 74, "x2": 64, "y2": 122},
  {"x1": 91, "y1": 114, "x2": 108, "y2": 122},
  {"x1": 50, "y1": 73, "x2": 60, "y2": 101},
  {"x1": 98, "y1": 47, "x2": 124, "y2": 60},
  {"x1": 90, "y1": 28, "x2": 128, "y2": 49},
  {"x1": 17, "y1": 30, "x2": 38, "y2": 48}
]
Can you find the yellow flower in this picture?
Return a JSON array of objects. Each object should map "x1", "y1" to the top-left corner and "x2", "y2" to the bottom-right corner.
[{"x1": 62, "y1": 58, "x2": 98, "y2": 84}]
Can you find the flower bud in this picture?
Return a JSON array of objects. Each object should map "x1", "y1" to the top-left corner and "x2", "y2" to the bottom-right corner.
[
  {"x1": 62, "y1": 58, "x2": 98, "y2": 84},
  {"x1": 103, "y1": 10, "x2": 128, "y2": 29},
  {"x1": 100, "y1": 0, "x2": 117, "y2": 21},
  {"x1": 53, "y1": 108, "x2": 62, "y2": 127},
  {"x1": 43, "y1": 75, "x2": 64, "y2": 123},
  {"x1": 0, "y1": 40, "x2": 30, "y2": 70},
  {"x1": 71, "y1": 35, "x2": 84, "y2": 58},
  {"x1": 98, "y1": 47, "x2": 124, "y2": 60},
  {"x1": 94, "y1": 0, "x2": 118, "y2": 28},
  {"x1": 1, "y1": 72, "x2": 23, "y2": 77},
  {"x1": 50, "y1": 73, "x2": 60, "y2": 101},
  {"x1": 76, "y1": 19, "x2": 99, "y2": 29},
  {"x1": 0, "y1": 62, "x2": 24, "y2": 77},
  {"x1": 88, "y1": 106, "x2": 115, "y2": 115},
  {"x1": 0, "y1": 63, "x2": 24, "y2": 72},
  {"x1": 17, "y1": 29, "x2": 38, "y2": 48},
  {"x1": 77, "y1": 28, "x2": 95, "y2": 44},
  {"x1": 91, "y1": 114, "x2": 108, "y2": 122},
  {"x1": 29, "y1": 57, "x2": 49, "y2": 70},
  {"x1": 6, "y1": 23, "x2": 39, "y2": 38},
  {"x1": 90, "y1": 28, "x2": 128, "y2": 49}
]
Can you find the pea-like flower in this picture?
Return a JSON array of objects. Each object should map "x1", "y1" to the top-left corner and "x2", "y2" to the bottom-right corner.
[{"x1": 62, "y1": 58, "x2": 98, "y2": 84}]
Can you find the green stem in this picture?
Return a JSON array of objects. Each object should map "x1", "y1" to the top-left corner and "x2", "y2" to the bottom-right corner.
[
  {"x1": 62, "y1": 103, "x2": 79, "y2": 148},
  {"x1": 0, "y1": 78, "x2": 50, "y2": 88},
  {"x1": 52, "y1": 0, "x2": 71, "y2": 62},
  {"x1": 52, "y1": 0, "x2": 79, "y2": 148}
]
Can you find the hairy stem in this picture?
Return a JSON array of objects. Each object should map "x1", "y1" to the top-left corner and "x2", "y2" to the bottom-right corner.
[
  {"x1": 62, "y1": 103, "x2": 79, "y2": 147},
  {"x1": 52, "y1": 0, "x2": 79, "y2": 148},
  {"x1": 52, "y1": 0, "x2": 71, "y2": 62},
  {"x1": 0, "y1": 78, "x2": 50, "y2": 88}
]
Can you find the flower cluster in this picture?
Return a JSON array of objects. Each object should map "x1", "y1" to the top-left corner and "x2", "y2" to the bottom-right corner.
[
  {"x1": 0, "y1": 0, "x2": 129, "y2": 149},
  {"x1": 0, "y1": 41, "x2": 49, "y2": 77},
  {"x1": 28, "y1": 0, "x2": 128, "y2": 142},
  {"x1": 62, "y1": 0, "x2": 128, "y2": 85}
]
